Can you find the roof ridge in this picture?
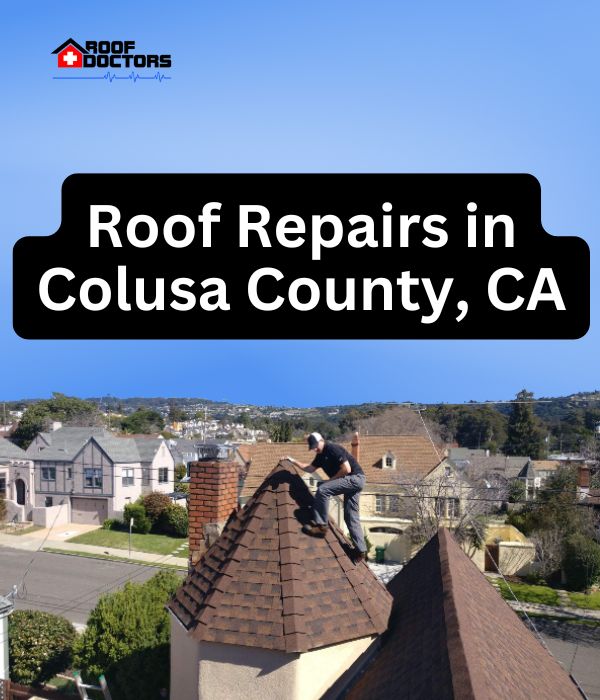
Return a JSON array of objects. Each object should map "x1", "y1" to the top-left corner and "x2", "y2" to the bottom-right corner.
[{"x1": 437, "y1": 529, "x2": 479, "y2": 700}]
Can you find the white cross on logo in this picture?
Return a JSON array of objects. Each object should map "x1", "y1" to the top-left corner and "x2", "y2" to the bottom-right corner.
[{"x1": 62, "y1": 50, "x2": 79, "y2": 66}]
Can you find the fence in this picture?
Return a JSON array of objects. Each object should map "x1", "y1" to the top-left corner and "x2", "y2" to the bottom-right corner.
[{"x1": 0, "y1": 679, "x2": 72, "y2": 700}]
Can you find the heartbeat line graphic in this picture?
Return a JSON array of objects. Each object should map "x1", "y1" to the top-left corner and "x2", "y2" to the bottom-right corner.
[{"x1": 53, "y1": 71, "x2": 172, "y2": 83}]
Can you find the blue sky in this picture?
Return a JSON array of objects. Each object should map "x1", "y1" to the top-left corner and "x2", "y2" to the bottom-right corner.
[{"x1": 1, "y1": 1, "x2": 598, "y2": 406}]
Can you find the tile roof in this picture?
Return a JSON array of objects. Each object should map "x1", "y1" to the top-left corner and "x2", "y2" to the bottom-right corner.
[
  {"x1": 169, "y1": 461, "x2": 392, "y2": 653},
  {"x1": 345, "y1": 528, "x2": 581, "y2": 700},
  {"x1": 0, "y1": 438, "x2": 27, "y2": 460},
  {"x1": 238, "y1": 436, "x2": 441, "y2": 497}
]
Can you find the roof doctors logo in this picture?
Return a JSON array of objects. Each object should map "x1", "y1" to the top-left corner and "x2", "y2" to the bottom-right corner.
[{"x1": 51, "y1": 38, "x2": 172, "y2": 83}]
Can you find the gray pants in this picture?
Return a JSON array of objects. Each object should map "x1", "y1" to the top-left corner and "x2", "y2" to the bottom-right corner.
[{"x1": 314, "y1": 473, "x2": 367, "y2": 552}]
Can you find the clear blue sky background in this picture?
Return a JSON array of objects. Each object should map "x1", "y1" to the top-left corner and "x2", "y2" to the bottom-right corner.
[{"x1": 1, "y1": 2, "x2": 598, "y2": 406}]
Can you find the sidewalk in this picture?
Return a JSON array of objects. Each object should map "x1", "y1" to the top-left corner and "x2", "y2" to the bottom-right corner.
[{"x1": 0, "y1": 525, "x2": 188, "y2": 568}]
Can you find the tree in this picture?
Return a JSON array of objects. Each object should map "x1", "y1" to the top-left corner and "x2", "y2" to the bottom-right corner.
[
  {"x1": 12, "y1": 392, "x2": 100, "y2": 448},
  {"x1": 120, "y1": 408, "x2": 165, "y2": 434},
  {"x1": 9, "y1": 610, "x2": 76, "y2": 686},
  {"x1": 123, "y1": 502, "x2": 151, "y2": 534},
  {"x1": 74, "y1": 571, "x2": 180, "y2": 700},
  {"x1": 168, "y1": 403, "x2": 187, "y2": 424},
  {"x1": 142, "y1": 492, "x2": 172, "y2": 527},
  {"x1": 504, "y1": 390, "x2": 545, "y2": 458},
  {"x1": 563, "y1": 534, "x2": 600, "y2": 591},
  {"x1": 269, "y1": 421, "x2": 293, "y2": 442}
]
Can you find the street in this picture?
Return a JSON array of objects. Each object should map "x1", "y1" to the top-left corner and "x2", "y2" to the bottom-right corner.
[{"x1": 0, "y1": 546, "x2": 183, "y2": 626}]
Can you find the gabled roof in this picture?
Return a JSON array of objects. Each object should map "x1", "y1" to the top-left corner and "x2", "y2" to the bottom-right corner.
[
  {"x1": 169, "y1": 461, "x2": 392, "y2": 653},
  {"x1": 238, "y1": 435, "x2": 441, "y2": 497},
  {"x1": 517, "y1": 461, "x2": 536, "y2": 479},
  {"x1": 345, "y1": 528, "x2": 581, "y2": 700},
  {"x1": 93, "y1": 436, "x2": 140, "y2": 463},
  {"x1": 0, "y1": 438, "x2": 27, "y2": 460},
  {"x1": 51, "y1": 38, "x2": 88, "y2": 54},
  {"x1": 26, "y1": 426, "x2": 109, "y2": 460},
  {"x1": 132, "y1": 436, "x2": 164, "y2": 462}
]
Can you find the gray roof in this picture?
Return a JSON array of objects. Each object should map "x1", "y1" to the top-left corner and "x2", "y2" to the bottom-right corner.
[
  {"x1": 94, "y1": 436, "x2": 140, "y2": 463},
  {"x1": 26, "y1": 426, "x2": 109, "y2": 460},
  {"x1": 451, "y1": 454, "x2": 530, "y2": 480},
  {"x1": 166, "y1": 439, "x2": 201, "y2": 465},
  {"x1": 0, "y1": 438, "x2": 27, "y2": 460},
  {"x1": 26, "y1": 427, "x2": 143, "y2": 464},
  {"x1": 132, "y1": 437, "x2": 164, "y2": 462},
  {"x1": 518, "y1": 461, "x2": 536, "y2": 479}
]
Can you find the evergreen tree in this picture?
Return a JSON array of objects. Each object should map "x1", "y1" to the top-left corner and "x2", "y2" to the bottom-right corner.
[{"x1": 504, "y1": 389, "x2": 544, "y2": 458}]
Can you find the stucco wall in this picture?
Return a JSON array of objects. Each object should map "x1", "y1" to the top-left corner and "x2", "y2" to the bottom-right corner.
[
  {"x1": 296, "y1": 635, "x2": 375, "y2": 699},
  {"x1": 32, "y1": 502, "x2": 70, "y2": 527},
  {"x1": 170, "y1": 614, "x2": 375, "y2": 700},
  {"x1": 111, "y1": 462, "x2": 143, "y2": 516}
]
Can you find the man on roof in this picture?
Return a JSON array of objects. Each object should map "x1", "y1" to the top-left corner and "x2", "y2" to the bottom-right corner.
[{"x1": 287, "y1": 432, "x2": 367, "y2": 562}]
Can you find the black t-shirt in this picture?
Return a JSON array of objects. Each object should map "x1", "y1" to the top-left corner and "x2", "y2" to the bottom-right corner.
[{"x1": 312, "y1": 442, "x2": 364, "y2": 478}]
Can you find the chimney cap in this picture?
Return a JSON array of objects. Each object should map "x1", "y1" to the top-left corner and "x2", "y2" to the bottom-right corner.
[{"x1": 194, "y1": 442, "x2": 234, "y2": 461}]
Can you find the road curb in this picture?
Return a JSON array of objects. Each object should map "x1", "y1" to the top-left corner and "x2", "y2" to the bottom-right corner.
[{"x1": 42, "y1": 547, "x2": 187, "y2": 571}]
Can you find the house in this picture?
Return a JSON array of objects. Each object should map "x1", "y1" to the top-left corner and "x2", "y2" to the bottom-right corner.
[
  {"x1": 51, "y1": 38, "x2": 88, "y2": 69},
  {"x1": 0, "y1": 438, "x2": 33, "y2": 522},
  {"x1": 236, "y1": 434, "x2": 456, "y2": 562},
  {"x1": 23, "y1": 426, "x2": 174, "y2": 524},
  {"x1": 168, "y1": 458, "x2": 581, "y2": 700}
]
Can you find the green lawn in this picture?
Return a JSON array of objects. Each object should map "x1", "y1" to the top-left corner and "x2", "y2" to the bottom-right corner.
[
  {"x1": 494, "y1": 579, "x2": 561, "y2": 606},
  {"x1": 67, "y1": 528, "x2": 187, "y2": 555},
  {"x1": 567, "y1": 591, "x2": 600, "y2": 610}
]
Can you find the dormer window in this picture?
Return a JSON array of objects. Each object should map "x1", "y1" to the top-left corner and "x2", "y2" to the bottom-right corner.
[{"x1": 383, "y1": 452, "x2": 396, "y2": 469}]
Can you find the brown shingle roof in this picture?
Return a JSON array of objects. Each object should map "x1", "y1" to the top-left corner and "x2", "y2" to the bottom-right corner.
[
  {"x1": 346, "y1": 528, "x2": 581, "y2": 700},
  {"x1": 239, "y1": 436, "x2": 441, "y2": 497},
  {"x1": 169, "y1": 461, "x2": 392, "y2": 653}
]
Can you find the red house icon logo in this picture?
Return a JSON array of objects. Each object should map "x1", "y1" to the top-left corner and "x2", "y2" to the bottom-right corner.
[{"x1": 51, "y1": 38, "x2": 88, "y2": 68}]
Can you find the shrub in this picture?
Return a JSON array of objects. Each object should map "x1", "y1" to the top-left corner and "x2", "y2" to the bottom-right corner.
[
  {"x1": 123, "y1": 502, "x2": 151, "y2": 534},
  {"x1": 174, "y1": 463, "x2": 187, "y2": 481},
  {"x1": 73, "y1": 570, "x2": 181, "y2": 700},
  {"x1": 9, "y1": 610, "x2": 76, "y2": 686},
  {"x1": 563, "y1": 534, "x2": 600, "y2": 591},
  {"x1": 142, "y1": 492, "x2": 172, "y2": 526},
  {"x1": 102, "y1": 518, "x2": 121, "y2": 531},
  {"x1": 159, "y1": 503, "x2": 188, "y2": 537},
  {"x1": 0, "y1": 496, "x2": 6, "y2": 522}
]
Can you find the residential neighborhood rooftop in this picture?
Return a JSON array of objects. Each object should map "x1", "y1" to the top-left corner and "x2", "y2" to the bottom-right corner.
[{"x1": 169, "y1": 461, "x2": 392, "y2": 653}]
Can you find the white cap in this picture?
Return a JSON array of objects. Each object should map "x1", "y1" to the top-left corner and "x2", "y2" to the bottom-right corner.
[{"x1": 307, "y1": 432, "x2": 324, "y2": 450}]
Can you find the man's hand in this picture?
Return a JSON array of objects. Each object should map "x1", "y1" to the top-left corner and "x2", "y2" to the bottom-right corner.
[{"x1": 331, "y1": 461, "x2": 352, "y2": 479}]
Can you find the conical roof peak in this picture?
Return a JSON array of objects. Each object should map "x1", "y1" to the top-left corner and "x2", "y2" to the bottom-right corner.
[{"x1": 170, "y1": 461, "x2": 392, "y2": 653}]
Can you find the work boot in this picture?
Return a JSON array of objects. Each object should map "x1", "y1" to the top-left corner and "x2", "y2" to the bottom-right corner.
[
  {"x1": 302, "y1": 522, "x2": 327, "y2": 538},
  {"x1": 350, "y1": 548, "x2": 368, "y2": 563}
]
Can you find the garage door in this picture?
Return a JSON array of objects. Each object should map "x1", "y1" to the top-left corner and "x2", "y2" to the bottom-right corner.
[{"x1": 71, "y1": 497, "x2": 108, "y2": 525}]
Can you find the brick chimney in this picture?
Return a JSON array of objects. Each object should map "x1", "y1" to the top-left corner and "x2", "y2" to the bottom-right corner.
[
  {"x1": 577, "y1": 465, "x2": 590, "y2": 501},
  {"x1": 351, "y1": 431, "x2": 360, "y2": 462},
  {"x1": 188, "y1": 460, "x2": 238, "y2": 567}
]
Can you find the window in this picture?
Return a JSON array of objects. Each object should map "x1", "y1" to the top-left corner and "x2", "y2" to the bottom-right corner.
[
  {"x1": 375, "y1": 495, "x2": 400, "y2": 513},
  {"x1": 158, "y1": 468, "x2": 169, "y2": 484},
  {"x1": 84, "y1": 468, "x2": 102, "y2": 489},
  {"x1": 435, "y1": 497, "x2": 460, "y2": 519},
  {"x1": 66, "y1": 467, "x2": 73, "y2": 480},
  {"x1": 383, "y1": 452, "x2": 396, "y2": 469},
  {"x1": 122, "y1": 468, "x2": 134, "y2": 487},
  {"x1": 41, "y1": 466, "x2": 56, "y2": 481},
  {"x1": 388, "y1": 495, "x2": 400, "y2": 513},
  {"x1": 447, "y1": 498, "x2": 460, "y2": 518},
  {"x1": 0, "y1": 474, "x2": 6, "y2": 496},
  {"x1": 44, "y1": 496, "x2": 53, "y2": 507}
]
